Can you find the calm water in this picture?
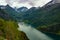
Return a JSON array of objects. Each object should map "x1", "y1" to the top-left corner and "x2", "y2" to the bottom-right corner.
[{"x1": 18, "y1": 22, "x2": 60, "y2": 40}]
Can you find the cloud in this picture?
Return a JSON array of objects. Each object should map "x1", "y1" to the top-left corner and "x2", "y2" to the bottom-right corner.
[
  {"x1": 0, "y1": 0, "x2": 51, "y2": 8},
  {"x1": 18, "y1": 0, "x2": 39, "y2": 6},
  {"x1": 12, "y1": 2, "x2": 32, "y2": 8},
  {"x1": 18, "y1": 0, "x2": 29, "y2": 3},
  {"x1": 5, "y1": 0, "x2": 38, "y2": 6},
  {"x1": 0, "y1": 0, "x2": 7, "y2": 5}
]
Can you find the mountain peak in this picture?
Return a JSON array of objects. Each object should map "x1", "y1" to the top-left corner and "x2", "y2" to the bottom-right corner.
[
  {"x1": 53, "y1": 0, "x2": 60, "y2": 3},
  {"x1": 6, "y1": 4, "x2": 12, "y2": 8},
  {"x1": 17, "y1": 7, "x2": 28, "y2": 12},
  {"x1": 44, "y1": 0, "x2": 60, "y2": 7},
  {"x1": 6, "y1": 4, "x2": 10, "y2": 6}
]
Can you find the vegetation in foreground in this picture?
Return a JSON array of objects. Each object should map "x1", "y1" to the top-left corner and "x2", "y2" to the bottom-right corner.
[{"x1": 0, "y1": 18, "x2": 29, "y2": 40}]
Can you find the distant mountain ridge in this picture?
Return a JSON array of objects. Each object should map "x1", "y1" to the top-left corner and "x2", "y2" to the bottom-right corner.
[
  {"x1": 18, "y1": 3, "x2": 60, "y2": 27},
  {"x1": 0, "y1": 5, "x2": 29, "y2": 40},
  {"x1": 0, "y1": 2, "x2": 60, "y2": 35},
  {"x1": 0, "y1": 5, "x2": 22, "y2": 21},
  {"x1": 17, "y1": 7, "x2": 28, "y2": 12}
]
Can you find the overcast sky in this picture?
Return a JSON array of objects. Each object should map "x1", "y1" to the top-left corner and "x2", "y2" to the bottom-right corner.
[{"x1": 0, "y1": 0, "x2": 51, "y2": 8}]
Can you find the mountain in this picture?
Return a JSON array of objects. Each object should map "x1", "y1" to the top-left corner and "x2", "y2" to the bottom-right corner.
[
  {"x1": 0, "y1": 5, "x2": 29, "y2": 40},
  {"x1": 19, "y1": 3, "x2": 60, "y2": 28},
  {"x1": 17, "y1": 7, "x2": 28, "y2": 13},
  {"x1": 17, "y1": 3, "x2": 60, "y2": 35},
  {"x1": 25, "y1": 7, "x2": 37, "y2": 14},
  {"x1": 44, "y1": 0, "x2": 60, "y2": 6},
  {"x1": 0, "y1": 5, "x2": 23, "y2": 21},
  {"x1": 36, "y1": 3, "x2": 60, "y2": 35},
  {"x1": 0, "y1": 5, "x2": 11, "y2": 20},
  {"x1": 37, "y1": 23, "x2": 60, "y2": 35},
  {"x1": 4, "y1": 5, "x2": 20, "y2": 21}
]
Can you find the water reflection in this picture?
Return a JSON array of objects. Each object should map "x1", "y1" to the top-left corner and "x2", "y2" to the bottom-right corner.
[{"x1": 18, "y1": 22, "x2": 53, "y2": 40}]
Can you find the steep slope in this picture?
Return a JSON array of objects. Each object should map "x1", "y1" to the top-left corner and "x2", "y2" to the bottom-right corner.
[
  {"x1": 17, "y1": 3, "x2": 60, "y2": 35},
  {"x1": 21, "y1": 3, "x2": 60, "y2": 28},
  {"x1": 36, "y1": 3, "x2": 60, "y2": 34},
  {"x1": 0, "y1": 6, "x2": 11, "y2": 20},
  {"x1": 17, "y1": 7, "x2": 28, "y2": 13},
  {"x1": 0, "y1": 5, "x2": 29, "y2": 40},
  {"x1": 0, "y1": 18, "x2": 29, "y2": 40},
  {"x1": 0, "y1": 5, "x2": 22, "y2": 22},
  {"x1": 37, "y1": 23, "x2": 60, "y2": 35}
]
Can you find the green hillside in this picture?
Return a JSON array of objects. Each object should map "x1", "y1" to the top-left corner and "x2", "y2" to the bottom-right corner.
[
  {"x1": 0, "y1": 18, "x2": 29, "y2": 40},
  {"x1": 18, "y1": 4, "x2": 60, "y2": 35},
  {"x1": 20, "y1": 4, "x2": 60, "y2": 27},
  {"x1": 0, "y1": 5, "x2": 29, "y2": 40}
]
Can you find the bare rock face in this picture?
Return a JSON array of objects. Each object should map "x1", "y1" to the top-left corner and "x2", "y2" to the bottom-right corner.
[
  {"x1": 53, "y1": 0, "x2": 60, "y2": 3},
  {"x1": 42, "y1": 0, "x2": 60, "y2": 7},
  {"x1": 44, "y1": 0, "x2": 60, "y2": 6}
]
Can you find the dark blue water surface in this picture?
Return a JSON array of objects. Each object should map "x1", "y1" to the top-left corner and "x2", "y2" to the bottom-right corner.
[{"x1": 43, "y1": 32, "x2": 60, "y2": 40}]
